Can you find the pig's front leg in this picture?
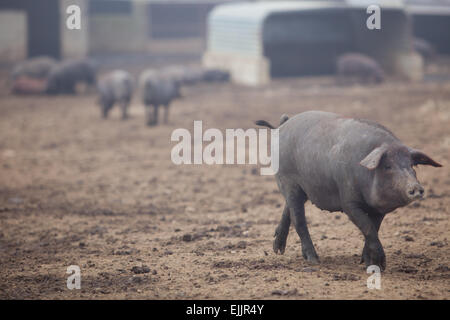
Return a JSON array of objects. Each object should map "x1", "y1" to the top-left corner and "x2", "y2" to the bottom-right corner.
[
  {"x1": 360, "y1": 212, "x2": 385, "y2": 266},
  {"x1": 344, "y1": 205, "x2": 386, "y2": 271}
]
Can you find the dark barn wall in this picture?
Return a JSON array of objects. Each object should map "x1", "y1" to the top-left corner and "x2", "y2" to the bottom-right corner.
[
  {"x1": 89, "y1": 0, "x2": 132, "y2": 14},
  {"x1": 0, "y1": 0, "x2": 61, "y2": 59},
  {"x1": 412, "y1": 14, "x2": 450, "y2": 54},
  {"x1": 262, "y1": 8, "x2": 411, "y2": 78},
  {"x1": 149, "y1": 3, "x2": 217, "y2": 39},
  {"x1": 263, "y1": 10, "x2": 354, "y2": 77},
  {"x1": 27, "y1": 0, "x2": 61, "y2": 59},
  {"x1": 350, "y1": 9, "x2": 410, "y2": 70}
]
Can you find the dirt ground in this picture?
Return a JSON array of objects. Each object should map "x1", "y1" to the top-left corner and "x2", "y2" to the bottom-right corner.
[{"x1": 0, "y1": 59, "x2": 449, "y2": 300}]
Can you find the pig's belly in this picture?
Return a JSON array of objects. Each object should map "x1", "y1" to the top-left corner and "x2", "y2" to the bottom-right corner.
[{"x1": 299, "y1": 179, "x2": 343, "y2": 212}]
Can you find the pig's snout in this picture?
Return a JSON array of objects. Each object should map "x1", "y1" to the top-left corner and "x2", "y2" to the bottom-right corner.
[{"x1": 407, "y1": 183, "x2": 424, "y2": 200}]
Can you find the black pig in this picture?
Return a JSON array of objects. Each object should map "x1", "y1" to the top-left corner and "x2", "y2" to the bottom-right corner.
[
  {"x1": 97, "y1": 70, "x2": 134, "y2": 119},
  {"x1": 336, "y1": 53, "x2": 385, "y2": 84},
  {"x1": 256, "y1": 111, "x2": 442, "y2": 270},
  {"x1": 139, "y1": 69, "x2": 181, "y2": 126},
  {"x1": 46, "y1": 59, "x2": 96, "y2": 95}
]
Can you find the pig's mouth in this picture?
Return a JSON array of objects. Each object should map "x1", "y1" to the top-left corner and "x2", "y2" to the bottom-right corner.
[
  {"x1": 378, "y1": 189, "x2": 423, "y2": 213},
  {"x1": 401, "y1": 191, "x2": 424, "y2": 207}
]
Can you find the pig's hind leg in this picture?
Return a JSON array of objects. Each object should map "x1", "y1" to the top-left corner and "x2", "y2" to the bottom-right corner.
[
  {"x1": 287, "y1": 189, "x2": 319, "y2": 264},
  {"x1": 273, "y1": 204, "x2": 291, "y2": 254}
]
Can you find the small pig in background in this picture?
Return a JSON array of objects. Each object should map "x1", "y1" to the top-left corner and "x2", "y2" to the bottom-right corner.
[
  {"x1": 202, "y1": 68, "x2": 230, "y2": 83},
  {"x1": 97, "y1": 70, "x2": 134, "y2": 120},
  {"x1": 139, "y1": 69, "x2": 182, "y2": 126},
  {"x1": 10, "y1": 56, "x2": 57, "y2": 82},
  {"x1": 46, "y1": 59, "x2": 97, "y2": 95},
  {"x1": 9, "y1": 56, "x2": 57, "y2": 95},
  {"x1": 336, "y1": 53, "x2": 385, "y2": 84}
]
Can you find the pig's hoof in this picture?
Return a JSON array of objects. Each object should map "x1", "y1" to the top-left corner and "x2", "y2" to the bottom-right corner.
[
  {"x1": 273, "y1": 237, "x2": 286, "y2": 255},
  {"x1": 306, "y1": 256, "x2": 320, "y2": 264},
  {"x1": 364, "y1": 259, "x2": 386, "y2": 272},
  {"x1": 273, "y1": 226, "x2": 289, "y2": 254},
  {"x1": 361, "y1": 249, "x2": 386, "y2": 271},
  {"x1": 302, "y1": 247, "x2": 320, "y2": 264},
  {"x1": 273, "y1": 230, "x2": 288, "y2": 254}
]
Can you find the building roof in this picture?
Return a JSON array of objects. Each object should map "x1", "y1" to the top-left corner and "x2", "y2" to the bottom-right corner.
[
  {"x1": 210, "y1": 0, "x2": 404, "y2": 23},
  {"x1": 207, "y1": 1, "x2": 408, "y2": 57},
  {"x1": 210, "y1": 1, "x2": 346, "y2": 23}
]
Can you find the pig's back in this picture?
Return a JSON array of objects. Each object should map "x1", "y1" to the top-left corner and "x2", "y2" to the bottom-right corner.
[{"x1": 279, "y1": 111, "x2": 340, "y2": 162}]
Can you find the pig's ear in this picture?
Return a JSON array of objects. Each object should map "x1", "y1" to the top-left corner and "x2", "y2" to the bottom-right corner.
[
  {"x1": 360, "y1": 144, "x2": 389, "y2": 170},
  {"x1": 409, "y1": 149, "x2": 442, "y2": 167}
]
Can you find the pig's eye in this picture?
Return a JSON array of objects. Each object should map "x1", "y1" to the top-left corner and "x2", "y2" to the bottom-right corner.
[{"x1": 383, "y1": 165, "x2": 392, "y2": 170}]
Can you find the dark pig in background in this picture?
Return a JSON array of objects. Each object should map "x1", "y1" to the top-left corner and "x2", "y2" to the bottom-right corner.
[
  {"x1": 163, "y1": 65, "x2": 230, "y2": 85},
  {"x1": 256, "y1": 111, "x2": 442, "y2": 270},
  {"x1": 336, "y1": 53, "x2": 385, "y2": 84},
  {"x1": 202, "y1": 68, "x2": 230, "y2": 83},
  {"x1": 46, "y1": 59, "x2": 97, "y2": 95},
  {"x1": 97, "y1": 70, "x2": 134, "y2": 119}
]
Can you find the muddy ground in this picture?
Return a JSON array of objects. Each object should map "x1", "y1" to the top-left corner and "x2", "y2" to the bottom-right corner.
[{"x1": 0, "y1": 59, "x2": 449, "y2": 300}]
